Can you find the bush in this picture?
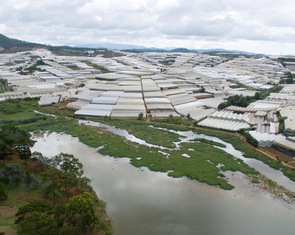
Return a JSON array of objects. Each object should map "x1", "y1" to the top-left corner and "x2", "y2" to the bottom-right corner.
[
  {"x1": 0, "y1": 183, "x2": 7, "y2": 201},
  {"x1": 0, "y1": 163, "x2": 23, "y2": 185},
  {"x1": 137, "y1": 112, "x2": 144, "y2": 120},
  {"x1": 240, "y1": 129, "x2": 258, "y2": 148}
]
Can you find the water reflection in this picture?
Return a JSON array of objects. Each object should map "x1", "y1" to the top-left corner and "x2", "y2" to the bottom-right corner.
[
  {"x1": 79, "y1": 120, "x2": 170, "y2": 150},
  {"x1": 32, "y1": 133, "x2": 295, "y2": 235},
  {"x1": 79, "y1": 121, "x2": 295, "y2": 192}
]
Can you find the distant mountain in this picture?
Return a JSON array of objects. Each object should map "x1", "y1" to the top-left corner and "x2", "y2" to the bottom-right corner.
[
  {"x1": 75, "y1": 42, "x2": 148, "y2": 50},
  {"x1": 0, "y1": 33, "x2": 263, "y2": 57}
]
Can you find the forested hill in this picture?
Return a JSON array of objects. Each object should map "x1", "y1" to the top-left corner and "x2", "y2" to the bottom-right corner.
[
  {"x1": 0, "y1": 33, "x2": 109, "y2": 56},
  {"x1": 0, "y1": 33, "x2": 45, "y2": 53}
]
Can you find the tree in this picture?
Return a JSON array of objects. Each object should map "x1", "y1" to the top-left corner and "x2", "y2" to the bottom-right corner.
[
  {"x1": 15, "y1": 200, "x2": 53, "y2": 224},
  {"x1": 24, "y1": 172, "x2": 39, "y2": 189},
  {"x1": 15, "y1": 200, "x2": 65, "y2": 235},
  {"x1": 57, "y1": 153, "x2": 84, "y2": 179},
  {"x1": 0, "y1": 183, "x2": 7, "y2": 201},
  {"x1": 0, "y1": 163, "x2": 23, "y2": 185},
  {"x1": 17, "y1": 211, "x2": 57, "y2": 235},
  {"x1": 14, "y1": 144, "x2": 31, "y2": 163},
  {"x1": 254, "y1": 92, "x2": 262, "y2": 100},
  {"x1": 60, "y1": 172, "x2": 81, "y2": 201},
  {"x1": 218, "y1": 101, "x2": 230, "y2": 110},
  {"x1": 42, "y1": 168, "x2": 65, "y2": 203},
  {"x1": 30, "y1": 151, "x2": 48, "y2": 171},
  {"x1": 137, "y1": 112, "x2": 144, "y2": 120},
  {"x1": 186, "y1": 113, "x2": 192, "y2": 120},
  {"x1": 66, "y1": 192, "x2": 98, "y2": 233},
  {"x1": 0, "y1": 139, "x2": 8, "y2": 165},
  {"x1": 54, "y1": 205, "x2": 67, "y2": 235},
  {"x1": 0, "y1": 125, "x2": 34, "y2": 147},
  {"x1": 42, "y1": 164, "x2": 84, "y2": 203}
]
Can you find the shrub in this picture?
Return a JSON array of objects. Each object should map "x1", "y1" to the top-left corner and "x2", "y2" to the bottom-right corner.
[
  {"x1": 0, "y1": 163, "x2": 23, "y2": 185},
  {"x1": 0, "y1": 183, "x2": 7, "y2": 201}
]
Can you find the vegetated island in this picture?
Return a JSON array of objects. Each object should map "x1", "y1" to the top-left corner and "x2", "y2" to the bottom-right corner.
[
  {"x1": 1, "y1": 98, "x2": 295, "y2": 234},
  {"x1": 0, "y1": 124, "x2": 112, "y2": 234}
]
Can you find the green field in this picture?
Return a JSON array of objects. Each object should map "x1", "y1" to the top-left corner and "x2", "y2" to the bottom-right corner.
[{"x1": 0, "y1": 98, "x2": 51, "y2": 126}]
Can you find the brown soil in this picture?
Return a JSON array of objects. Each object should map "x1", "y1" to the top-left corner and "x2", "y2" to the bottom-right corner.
[
  {"x1": 0, "y1": 192, "x2": 44, "y2": 235},
  {"x1": 258, "y1": 147, "x2": 295, "y2": 169},
  {"x1": 41, "y1": 101, "x2": 76, "y2": 116}
]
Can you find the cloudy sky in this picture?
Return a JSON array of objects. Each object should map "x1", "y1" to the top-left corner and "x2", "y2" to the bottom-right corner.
[{"x1": 1, "y1": 0, "x2": 295, "y2": 55}]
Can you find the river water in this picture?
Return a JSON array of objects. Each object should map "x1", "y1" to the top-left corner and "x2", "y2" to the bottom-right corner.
[{"x1": 32, "y1": 132, "x2": 295, "y2": 235}]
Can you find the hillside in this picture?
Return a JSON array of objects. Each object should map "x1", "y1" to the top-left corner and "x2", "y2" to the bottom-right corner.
[
  {"x1": 0, "y1": 34, "x2": 45, "y2": 53},
  {"x1": 0, "y1": 34, "x2": 115, "y2": 57},
  {"x1": 0, "y1": 124, "x2": 112, "y2": 234}
]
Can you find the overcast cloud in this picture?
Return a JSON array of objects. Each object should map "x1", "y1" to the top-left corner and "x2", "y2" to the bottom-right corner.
[{"x1": 1, "y1": 0, "x2": 295, "y2": 54}]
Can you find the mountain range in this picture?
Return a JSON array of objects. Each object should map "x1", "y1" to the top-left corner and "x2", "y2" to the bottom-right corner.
[{"x1": 0, "y1": 33, "x2": 262, "y2": 56}]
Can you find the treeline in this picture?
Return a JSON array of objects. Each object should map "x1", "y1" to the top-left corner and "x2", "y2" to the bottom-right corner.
[
  {"x1": 240, "y1": 129, "x2": 259, "y2": 148},
  {"x1": 218, "y1": 86, "x2": 283, "y2": 110},
  {"x1": 279, "y1": 72, "x2": 294, "y2": 84},
  {"x1": 218, "y1": 93, "x2": 259, "y2": 110},
  {"x1": 0, "y1": 125, "x2": 112, "y2": 234}
]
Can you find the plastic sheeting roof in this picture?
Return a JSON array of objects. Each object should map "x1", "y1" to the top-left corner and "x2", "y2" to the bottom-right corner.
[{"x1": 198, "y1": 118, "x2": 250, "y2": 131}]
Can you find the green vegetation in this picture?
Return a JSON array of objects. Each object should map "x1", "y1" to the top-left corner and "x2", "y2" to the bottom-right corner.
[
  {"x1": 0, "y1": 151, "x2": 112, "y2": 234},
  {"x1": 192, "y1": 128, "x2": 295, "y2": 182},
  {"x1": 196, "y1": 138, "x2": 226, "y2": 148},
  {"x1": 48, "y1": 46, "x2": 88, "y2": 56},
  {"x1": 2, "y1": 98, "x2": 295, "y2": 193},
  {"x1": 279, "y1": 72, "x2": 294, "y2": 84},
  {"x1": 0, "y1": 33, "x2": 42, "y2": 52},
  {"x1": 137, "y1": 112, "x2": 144, "y2": 120},
  {"x1": 19, "y1": 59, "x2": 45, "y2": 75},
  {"x1": 22, "y1": 118, "x2": 257, "y2": 190},
  {"x1": 218, "y1": 85, "x2": 283, "y2": 110},
  {"x1": 152, "y1": 115, "x2": 194, "y2": 127},
  {"x1": 277, "y1": 112, "x2": 285, "y2": 133},
  {"x1": 97, "y1": 119, "x2": 181, "y2": 148},
  {"x1": 240, "y1": 129, "x2": 259, "y2": 147},
  {"x1": 0, "y1": 79, "x2": 9, "y2": 93},
  {"x1": 0, "y1": 33, "x2": 108, "y2": 56},
  {"x1": 82, "y1": 61, "x2": 111, "y2": 73},
  {"x1": 218, "y1": 94, "x2": 259, "y2": 110},
  {"x1": 0, "y1": 183, "x2": 7, "y2": 201},
  {"x1": 228, "y1": 79, "x2": 256, "y2": 90},
  {"x1": 0, "y1": 98, "x2": 51, "y2": 126}
]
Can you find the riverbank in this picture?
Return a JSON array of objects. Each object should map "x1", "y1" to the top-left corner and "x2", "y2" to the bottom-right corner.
[
  {"x1": 26, "y1": 118, "x2": 259, "y2": 190},
  {"x1": 28, "y1": 121, "x2": 295, "y2": 203},
  {"x1": 0, "y1": 152, "x2": 112, "y2": 235},
  {"x1": 31, "y1": 132, "x2": 295, "y2": 235},
  {"x1": 247, "y1": 174, "x2": 295, "y2": 203},
  {"x1": 2, "y1": 98, "x2": 295, "y2": 195}
]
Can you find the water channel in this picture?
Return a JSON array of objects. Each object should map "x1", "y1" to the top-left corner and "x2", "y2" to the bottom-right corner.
[{"x1": 31, "y1": 125, "x2": 295, "y2": 235}]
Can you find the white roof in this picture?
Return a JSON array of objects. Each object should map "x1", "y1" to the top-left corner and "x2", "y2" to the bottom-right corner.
[{"x1": 198, "y1": 118, "x2": 250, "y2": 131}]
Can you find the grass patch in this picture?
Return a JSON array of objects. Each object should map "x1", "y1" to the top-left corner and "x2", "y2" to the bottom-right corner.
[
  {"x1": 193, "y1": 128, "x2": 295, "y2": 182},
  {"x1": 2, "y1": 98, "x2": 294, "y2": 190},
  {"x1": 97, "y1": 119, "x2": 181, "y2": 148},
  {"x1": 0, "y1": 98, "x2": 51, "y2": 126},
  {"x1": 196, "y1": 138, "x2": 226, "y2": 148},
  {"x1": 82, "y1": 61, "x2": 111, "y2": 73},
  {"x1": 24, "y1": 118, "x2": 259, "y2": 190}
]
